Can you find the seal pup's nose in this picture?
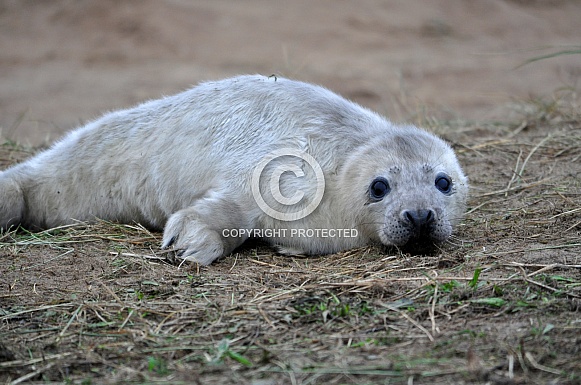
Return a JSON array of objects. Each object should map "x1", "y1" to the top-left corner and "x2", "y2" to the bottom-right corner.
[{"x1": 402, "y1": 209, "x2": 435, "y2": 231}]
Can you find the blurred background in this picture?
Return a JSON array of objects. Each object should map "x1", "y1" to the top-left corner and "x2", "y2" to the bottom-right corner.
[{"x1": 1, "y1": 0, "x2": 580, "y2": 146}]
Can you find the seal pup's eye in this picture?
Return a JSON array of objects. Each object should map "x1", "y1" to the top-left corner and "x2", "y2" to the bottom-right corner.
[
  {"x1": 435, "y1": 173, "x2": 452, "y2": 194},
  {"x1": 369, "y1": 177, "x2": 390, "y2": 201}
]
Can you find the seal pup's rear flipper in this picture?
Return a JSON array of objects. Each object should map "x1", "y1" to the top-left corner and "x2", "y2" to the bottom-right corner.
[{"x1": 0, "y1": 172, "x2": 25, "y2": 231}]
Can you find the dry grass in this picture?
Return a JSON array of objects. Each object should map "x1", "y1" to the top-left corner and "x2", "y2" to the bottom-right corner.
[{"x1": 1, "y1": 94, "x2": 580, "y2": 384}]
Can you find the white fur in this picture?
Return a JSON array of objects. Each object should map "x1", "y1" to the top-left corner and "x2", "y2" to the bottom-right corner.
[{"x1": 0, "y1": 75, "x2": 468, "y2": 265}]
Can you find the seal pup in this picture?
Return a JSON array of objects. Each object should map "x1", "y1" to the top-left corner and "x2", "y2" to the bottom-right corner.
[{"x1": 0, "y1": 75, "x2": 468, "y2": 265}]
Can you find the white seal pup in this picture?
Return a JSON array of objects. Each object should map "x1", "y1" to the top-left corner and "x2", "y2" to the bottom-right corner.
[{"x1": 0, "y1": 75, "x2": 468, "y2": 265}]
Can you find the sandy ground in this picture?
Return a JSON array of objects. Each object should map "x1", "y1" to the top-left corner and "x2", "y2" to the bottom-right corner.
[{"x1": 1, "y1": 0, "x2": 580, "y2": 146}]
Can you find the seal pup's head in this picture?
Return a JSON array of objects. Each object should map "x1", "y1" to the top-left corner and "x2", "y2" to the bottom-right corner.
[{"x1": 340, "y1": 125, "x2": 468, "y2": 250}]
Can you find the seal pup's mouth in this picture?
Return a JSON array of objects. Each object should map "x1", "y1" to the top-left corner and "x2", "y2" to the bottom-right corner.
[
  {"x1": 378, "y1": 206, "x2": 452, "y2": 253},
  {"x1": 395, "y1": 235, "x2": 442, "y2": 254}
]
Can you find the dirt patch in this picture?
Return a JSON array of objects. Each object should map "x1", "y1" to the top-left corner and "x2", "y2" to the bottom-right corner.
[{"x1": 1, "y1": 97, "x2": 579, "y2": 384}]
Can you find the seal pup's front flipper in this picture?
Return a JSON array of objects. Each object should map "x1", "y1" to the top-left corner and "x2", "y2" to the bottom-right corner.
[{"x1": 161, "y1": 191, "x2": 252, "y2": 265}]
